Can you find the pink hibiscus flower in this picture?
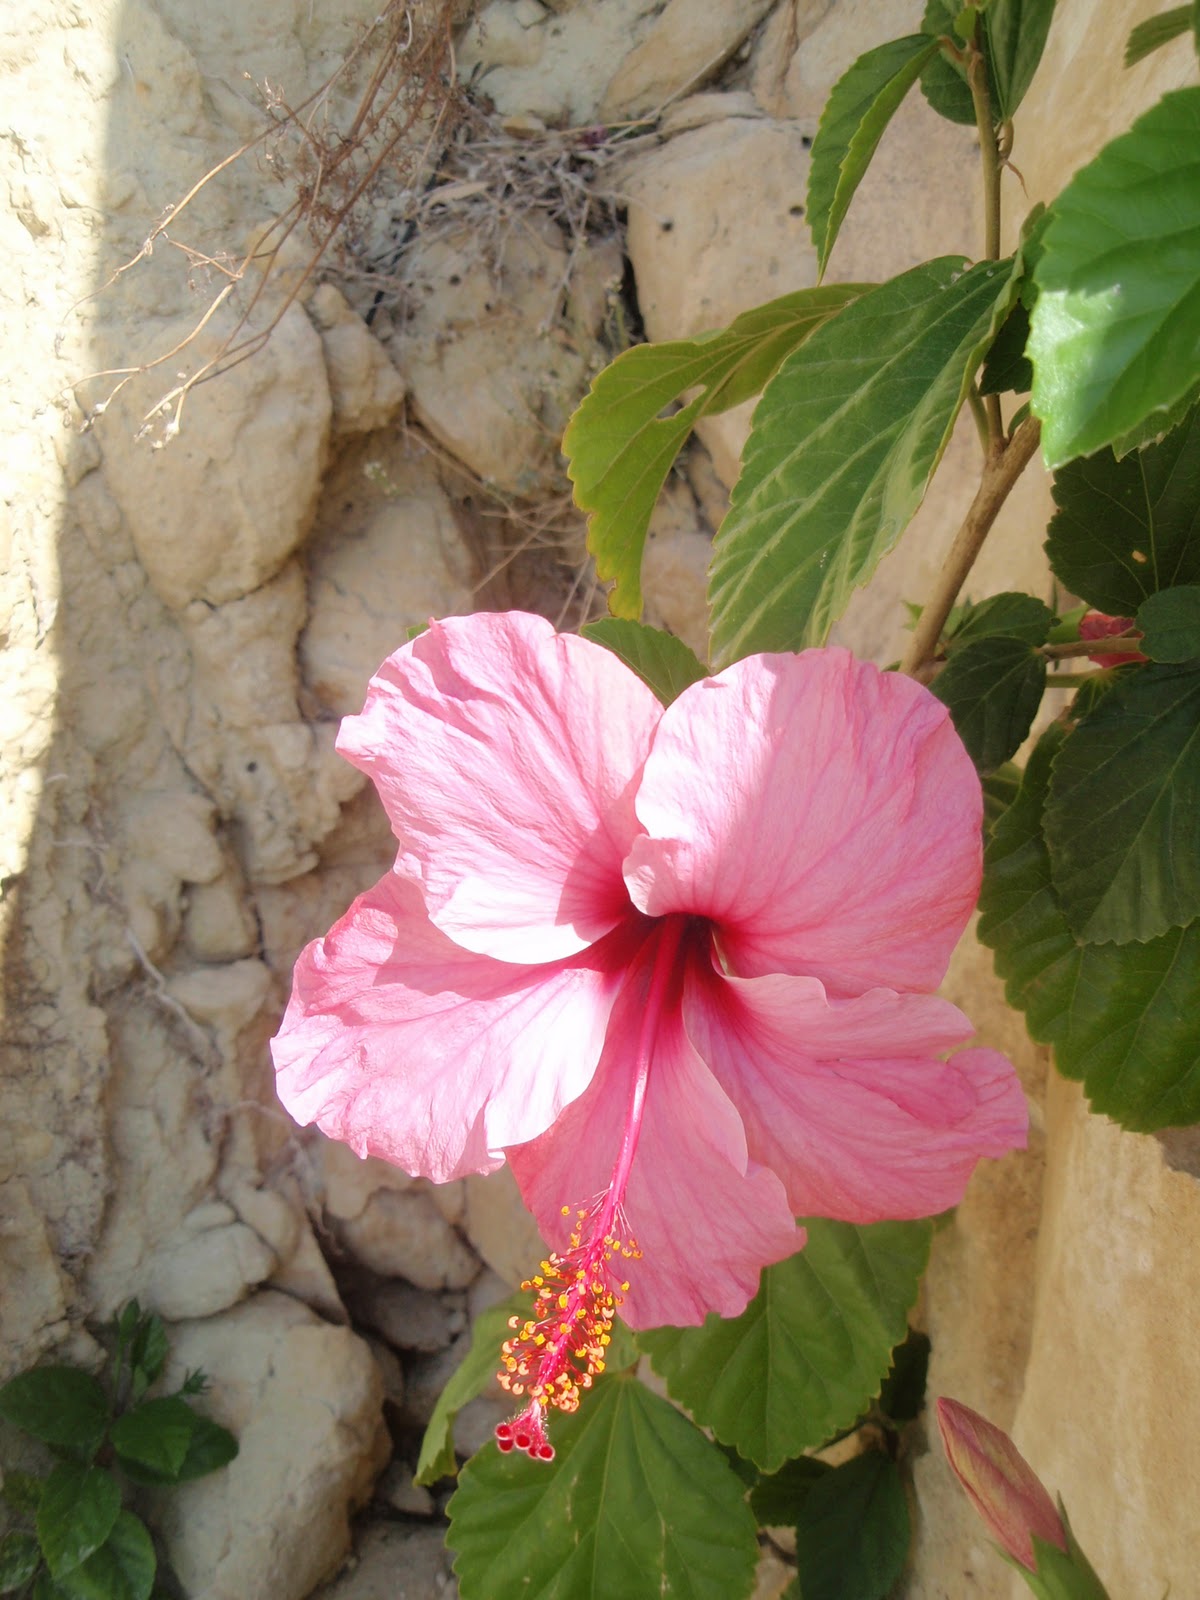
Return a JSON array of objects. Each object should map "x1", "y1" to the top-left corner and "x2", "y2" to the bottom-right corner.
[{"x1": 271, "y1": 611, "x2": 1026, "y2": 1460}]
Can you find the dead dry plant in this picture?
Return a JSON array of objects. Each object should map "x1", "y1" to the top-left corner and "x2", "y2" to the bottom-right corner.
[{"x1": 78, "y1": 0, "x2": 468, "y2": 443}]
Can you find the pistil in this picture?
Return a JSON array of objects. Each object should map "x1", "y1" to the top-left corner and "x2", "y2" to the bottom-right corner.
[{"x1": 495, "y1": 916, "x2": 686, "y2": 1461}]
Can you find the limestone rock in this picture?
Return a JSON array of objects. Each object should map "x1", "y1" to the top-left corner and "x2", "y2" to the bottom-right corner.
[
  {"x1": 395, "y1": 220, "x2": 597, "y2": 495},
  {"x1": 344, "y1": 1278, "x2": 458, "y2": 1353},
  {"x1": 99, "y1": 304, "x2": 332, "y2": 609},
  {"x1": 620, "y1": 115, "x2": 815, "y2": 483},
  {"x1": 601, "y1": 0, "x2": 776, "y2": 119},
  {"x1": 334, "y1": 1187, "x2": 479, "y2": 1291},
  {"x1": 141, "y1": 1207, "x2": 277, "y2": 1322},
  {"x1": 313, "y1": 1134, "x2": 418, "y2": 1222},
  {"x1": 302, "y1": 442, "x2": 472, "y2": 717},
  {"x1": 157, "y1": 1292, "x2": 389, "y2": 1600},
  {"x1": 641, "y1": 476, "x2": 715, "y2": 661},
  {"x1": 463, "y1": 1166, "x2": 545, "y2": 1288},
  {"x1": 309, "y1": 284, "x2": 406, "y2": 437},
  {"x1": 314, "y1": 1521, "x2": 456, "y2": 1600},
  {"x1": 456, "y1": 0, "x2": 660, "y2": 125}
]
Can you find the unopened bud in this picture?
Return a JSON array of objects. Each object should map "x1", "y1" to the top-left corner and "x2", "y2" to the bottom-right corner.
[{"x1": 936, "y1": 1398, "x2": 1067, "y2": 1571}]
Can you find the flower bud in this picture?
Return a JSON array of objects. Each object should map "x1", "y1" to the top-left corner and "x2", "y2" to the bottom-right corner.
[
  {"x1": 1078, "y1": 611, "x2": 1147, "y2": 666},
  {"x1": 936, "y1": 1398, "x2": 1067, "y2": 1571}
]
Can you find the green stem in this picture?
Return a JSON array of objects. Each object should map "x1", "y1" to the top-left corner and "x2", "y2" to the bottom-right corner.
[
  {"x1": 901, "y1": 415, "x2": 1042, "y2": 678},
  {"x1": 1045, "y1": 672, "x2": 1105, "y2": 688},
  {"x1": 966, "y1": 383, "x2": 990, "y2": 456},
  {"x1": 1041, "y1": 634, "x2": 1142, "y2": 660},
  {"x1": 968, "y1": 24, "x2": 1004, "y2": 448}
]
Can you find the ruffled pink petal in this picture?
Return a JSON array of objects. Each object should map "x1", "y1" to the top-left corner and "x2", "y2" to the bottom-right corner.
[
  {"x1": 684, "y1": 963, "x2": 1027, "y2": 1222},
  {"x1": 271, "y1": 871, "x2": 636, "y2": 1183},
  {"x1": 624, "y1": 648, "x2": 982, "y2": 996},
  {"x1": 338, "y1": 612, "x2": 663, "y2": 964},
  {"x1": 507, "y1": 956, "x2": 801, "y2": 1330}
]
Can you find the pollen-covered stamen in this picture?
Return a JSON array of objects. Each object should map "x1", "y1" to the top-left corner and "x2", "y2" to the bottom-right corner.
[
  {"x1": 494, "y1": 917, "x2": 685, "y2": 1462},
  {"x1": 495, "y1": 1203, "x2": 641, "y2": 1457}
]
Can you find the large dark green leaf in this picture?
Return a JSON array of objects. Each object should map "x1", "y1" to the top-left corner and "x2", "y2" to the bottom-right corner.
[
  {"x1": 1030, "y1": 88, "x2": 1200, "y2": 467},
  {"x1": 0, "y1": 1370, "x2": 110, "y2": 1463},
  {"x1": 794, "y1": 1453, "x2": 910, "y2": 1600},
  {"x1": 948, "y1": 592, "x2": 1054, "y2": 649},
  {"x1": 55, "y1": 1514, "x2": 155, "y2": 1600},
  {"x1": 750, "y1": 1457, "x2": 830, "y2": 1528},
  {"x1": 1136, "y1": 586, "x2": 1200, "y2": 662},
  {"x1": 932, "y1": 635, "x2": 1047, "y2": 773},
  {"x1": 638, "y1": 1220, "x2": 930, "y2": 1472},
  {"x1": 581, "y1": 619, "x2": 707, "y2": 704},
  {"x1": 978, "y1": 725, "x2": 1200, "y2": 1128},
  {"x1": 807, "y1": 35, "x2": 942, "y2": 276},
  {"x1": 567, "y1": 286, "x2": 862, "y2": 618},
  {"x1": 1044, "y1": 410, "x2": 1200, "y2": 614},
  {"x1": 709, "y1": 257, "x2": 1015, "y2": 664},
  {"x1": 447, "y1": 1375, "x2": 759, "y2": 1600},
  {"x1": 36, "y1": 1466, "x2": 120, "y2": 1580},
  {"x1": 1043, "y1": 661, "x2": 1200, "y2": 943}
]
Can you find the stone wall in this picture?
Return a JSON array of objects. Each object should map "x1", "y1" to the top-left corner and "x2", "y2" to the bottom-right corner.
[{"x1": 1, "y1": 3, "x2": 1196, "y2": 1597}]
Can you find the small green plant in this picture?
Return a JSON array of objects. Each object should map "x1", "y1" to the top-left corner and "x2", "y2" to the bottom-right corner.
[{"x1": 0, "y1": 1302, "x2": 238, "y2": 1600}]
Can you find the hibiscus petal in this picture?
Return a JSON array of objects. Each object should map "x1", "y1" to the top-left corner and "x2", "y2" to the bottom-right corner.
[
  {"x1": 508, "y1": 958, "x2": 801, "y2": 1330},
  {"x1": 685, "y1": 965, "x2": 1028, "y2": 1222},
  {"x1": 624, "y1": 648, "x2": 982, "y2": 995},
  {"x1": 271, "y1": 872, "x2": 633, "y2": 1183},
  {"x1": 337, "y1": 612, "x2": 662, "y2": 963}
]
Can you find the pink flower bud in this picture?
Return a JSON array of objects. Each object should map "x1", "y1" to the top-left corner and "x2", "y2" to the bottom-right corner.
[
  {"x1": 1078, "y1": 611, "x2": 1147, "y2": 666},
  {"x1": 936, "y1": 1398, "x2": 1068, "y2": 1571}
]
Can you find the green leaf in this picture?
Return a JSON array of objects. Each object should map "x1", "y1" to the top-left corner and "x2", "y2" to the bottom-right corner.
[
  {"x1": 567, "y1": 285, "x2": 862, "y2": 618},
  {"x1": 983, "y1": 761, "x2": 1023, "y2": 832},
  {"x1": 877, "y1": 1327, "x2": 932, "y2": 1424},
  {"x1": 0, "y1": 1531, "x2": 40, "y2": 1594},
  {"x1": 109, "y1": 1398, "x2": 195, "y2": 1484},
  {"x1": 980, "y1": 300, "x2": 1032, "y2": 395},
  {"x1": 709, "y1": 256, "x2": 1016, "y2": 663},
  {"x1": 580, "y1": 619, "x2": 707, "y2": 704},
  {"x1": 932, "y1": 635, "x2": 1047, "y2": 772},
  {"x1": 447, "y1": 1375, "x2": 759, "y2": 1600},
  {"x1": 55, "y1": 1515, "x2": 155, "y2": 1600},
  {"x1": 985, "y1": 0, "x2": 1057, "y2": 121},
  {"x1": 1, "y1": 1470, "x2": 45, "y2": 1516},
  {"x1": 126, "y1": 1316, "x2": 168, "y2": 1401},
  {"x1": 36, "y1": 1465, "x2": 120, "y2": 1580},
  {"x1": 0, "y1": 1371, "x2": 110, "y2": 1463},
  {"x1": 415, "y1": 1293, "x2": 530, "y2": 1487},
  {"x1": 750, "y1": 1456, "x2": 830, "y2": 1527},
  {"x1": 978, "y1": 725, "x2": 1200, "y2": 1128},
  {"x1": 638, "y1": 1219, "x2": 931, "y2": 1471},
  {"x1": 794, "y1": 1452, "x2": 910, "y2": 1600},
  {"x1": 1043, "y1": 661, "x2": 1200, "y2": 943},
  {"x1": 919, "y1": 1, "x2": 978, "y2": 124},
  {"x1": 1124, "y1": 5, "x2": 1192, "y2": 66},
  {"x1": 172, "y1": 1413, "x2": 238, "y2": 1482},
  {"x1": 948, "y1": 591, "x2": 1054, "y2": 648},
  {"x1": 1029, "y1": 87, "x2": 1200, "y2": 467},
  {"x1": 1044, "y1": 409, "x2": 1200, "y2": 614},
  {"x1": 1136, "y1": 586, "x2": 1200, "y2": 662},
  {"x1": 807, "y1": 35, "x2": 942, "y2": 277}
]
